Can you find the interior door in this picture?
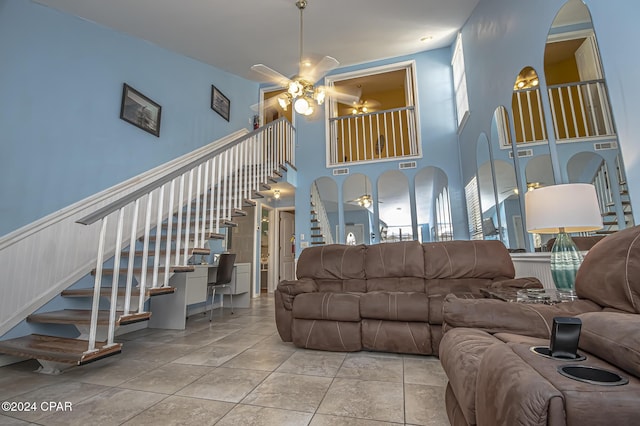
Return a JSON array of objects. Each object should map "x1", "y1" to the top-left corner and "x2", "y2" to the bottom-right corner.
[{"x1": 279, "y1": 211, "x2": 295, "y2": 282}]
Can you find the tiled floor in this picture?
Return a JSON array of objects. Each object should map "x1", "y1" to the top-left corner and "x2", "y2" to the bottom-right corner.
[{"x1": 0, "y1": 296, "x2": 449, "y2": 425}]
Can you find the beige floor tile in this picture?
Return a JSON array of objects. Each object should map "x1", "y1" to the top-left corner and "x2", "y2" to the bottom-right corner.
[
  {"x1": 2, "y1": 381, "x2": 108, "y2": 422},
  {"x1": 276, "y1": 350, "x2": 346, "y2": 377},
  {"x1": 211, "y1": 332, "x2": 269, "y2": 348},
  {"x1": 337, "y1": 353, "x2": 404, "y2": 382},
  {"x1": 249, "y1": 334, "x2": 298, "y2": 353},
  {"x1": 118, "y1": 363, "x2": 213, "y2": 394},
  {"x1": 36, "y1": 388, "x2": 166, "y2": 426},
  {"x1": 404, "y1": 383, "x2": 448, "y2": 426},
  {"x1": 171, "y1": 344, "x2": 246, "y2": 367},
  {"x1": 0, "y1": 367, "x2": 68, "y2": 401},
  {"x1": 222, "y1": 348, "x2": 293, "y2": 371},
  {"x1": 0, "y1": 414, "x2": 32, "y2": 425},
  {"x1": 122, "y1": 395, "x2": 234, "y2": 426},
  {"x1": 241, "y1": 372, "x2": 332, "y2": 412},
  {"x1": 216, "y1": 404, "x2": 313, "y2": 426},
  {"x1": 118, "y1": 341, "x2": 194, "y2": 363},
  {"x1": 403, "y1": 357, "x2": 448, "y2": 387},
  {"x1": 317, "y1": 378, "x2": 404, "y2": 423},
  {"x1": 310, "y1": 414, "x2": 403, "y2": 425},
  {"x1": 61, "y1": 357, "x2": 160, "y2": 387},
  {"x1": 176, "y1": 367, "x2": 269, "y2": 402}
]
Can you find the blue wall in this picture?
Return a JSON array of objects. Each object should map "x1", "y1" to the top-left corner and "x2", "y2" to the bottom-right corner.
[
  {"x1": 0, "y1": 0, "x2": 259, "y2": 237},
  {"x1": 457, "y1": 0, "x2": 640, "y2": 225},
  {"x1": 293, "y1": 48, "x2": 463, "y2": 253}
]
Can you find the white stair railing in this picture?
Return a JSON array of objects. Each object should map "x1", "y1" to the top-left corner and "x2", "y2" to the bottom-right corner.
[
  {"x1": 75, "y1": 117, "x2": 295, "y2": 354},
  {"x1": 310, "y1": 181, "x2": 334, "y2": 245}
]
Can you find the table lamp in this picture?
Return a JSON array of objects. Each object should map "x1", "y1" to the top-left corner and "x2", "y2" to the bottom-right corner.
[{"x1": 525, "y1": 183, "x2": 602, "y2": 291}]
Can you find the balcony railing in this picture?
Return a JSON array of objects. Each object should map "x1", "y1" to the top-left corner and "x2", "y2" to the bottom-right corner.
[
  {"x1": 548, "y1": 79, "x2": 615, "y2": 141},
  {"x1": 328, "y1": 106, "x2": 419, "y2": 166},
  {"x1": 508, "y1": 79, "x2": 615, "y2": 146}
]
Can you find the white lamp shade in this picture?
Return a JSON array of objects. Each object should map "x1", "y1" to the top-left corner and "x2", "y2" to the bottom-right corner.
[{"x1": 525, "y1": 183, "x2": 603, "y2": 234}]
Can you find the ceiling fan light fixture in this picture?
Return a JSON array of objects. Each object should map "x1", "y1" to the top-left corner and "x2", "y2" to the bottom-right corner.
[
  {"x1": 294, "y1": 96, "x2": 310, "y2": 114},
  {"x1": 277, "y1": 94, "x2": 291, "y2": 110}
]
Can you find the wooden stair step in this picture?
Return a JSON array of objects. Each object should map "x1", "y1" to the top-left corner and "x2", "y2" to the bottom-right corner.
[
  {"x1": 0, "y1": 334, "x2": 121, "y2": 365},
  {"x1": 62, "y1": 286, "x2": 175, "y2": 298},
  {"x1": 596, "y1": 230, "x2": 617, "y2": 234},
  {"x1": 92, "y1": 265, "x2": 194, "y2": 275},
  {"x1": 310, "y1": 227, "x2": 321, "y2": 231},
  {"x1": 311, "y1": 241, "x2": 326, "y2": 245},
  {"x1": 124, "y1": 248, "x2": 210, "y2": 257},
  {"x1": 279, "y1": 163, "x2": 288, "y2": 172},
  {"x1": 272, "y1": 170, "x2": 283, "y2": 178},
  {"x1": 310, "y1": 219, "x2": 319, "y2": 223},
  {"x1": 181, "y1": 208, "x2": 247, "y2": 217},
  {"x1": 28, "y1": 309, "x2": 151, "y2": 326}
]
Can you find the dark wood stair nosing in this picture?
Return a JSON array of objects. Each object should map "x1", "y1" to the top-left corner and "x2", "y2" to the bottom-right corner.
[{"x1": 0, "y1": 334, "x2": 122, "y2": 365}]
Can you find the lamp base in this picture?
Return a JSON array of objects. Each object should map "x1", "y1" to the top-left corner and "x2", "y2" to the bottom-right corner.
[{"x1": 550, "y1": 232, "x2": 584, "y2": 291}]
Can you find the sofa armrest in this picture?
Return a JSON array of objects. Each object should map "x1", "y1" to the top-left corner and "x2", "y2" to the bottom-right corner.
[
  {"x1": 489, "y1": 277, "x2": 543, "y2": 289},
  {"x1": 443, "y1": 294, "x2": 601, "y2": 339},
  {"x1": 277, "y1": 278, "x2": 318, "y2": 296}
]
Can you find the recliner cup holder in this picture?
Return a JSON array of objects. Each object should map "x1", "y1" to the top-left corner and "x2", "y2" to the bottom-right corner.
[
  {"x1": 558, "y1": 365, "x2": 629, "y2": 386},
  {"x1": 530, "y1": 346, "x2": 586, "y2": 361}
]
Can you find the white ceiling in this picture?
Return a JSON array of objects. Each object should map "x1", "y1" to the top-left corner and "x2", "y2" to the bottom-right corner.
[{"x1": 34, "y1": 0, "x2": 480, "y2": 81}]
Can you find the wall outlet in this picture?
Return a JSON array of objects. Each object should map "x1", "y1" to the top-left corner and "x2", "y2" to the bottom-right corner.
[
  {"x1": 301, "y1": 241, "x2": 310, "y2": 248},
  {"x1": 300, "y1": 233, "x2": 305, "y2": 240}
]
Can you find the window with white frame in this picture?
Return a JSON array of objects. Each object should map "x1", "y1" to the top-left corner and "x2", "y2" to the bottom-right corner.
[
  {"x1": 465, "y1": 177, "x2": 483, "y2": 240},
  {"x1": 452, "y1": 33, "x2": 469, "y2": 129}
]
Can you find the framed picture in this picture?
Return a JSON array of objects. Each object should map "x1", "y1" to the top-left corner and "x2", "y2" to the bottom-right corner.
[
  {"x1": 119, "y1": 83, "x2": 162, "y2": 137},
  {"x1": 211, "y1": 85, "x2": 230, "y2": 121}
]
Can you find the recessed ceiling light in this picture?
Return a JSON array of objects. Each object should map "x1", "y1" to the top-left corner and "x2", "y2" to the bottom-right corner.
[{"x1": 420, "y1": 36, "x2": 433, "y2": 42}]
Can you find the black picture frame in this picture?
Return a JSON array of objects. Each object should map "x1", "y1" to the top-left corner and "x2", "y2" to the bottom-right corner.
[
  {"x1": 211, "y1": 85, "x2": 230, "y2": 121},
  {"x1": 119, "y1": 84, "x2": 162, "y2": 137}
]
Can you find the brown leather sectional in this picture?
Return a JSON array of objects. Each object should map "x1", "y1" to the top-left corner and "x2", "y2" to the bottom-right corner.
[
  {"x1": 274, "y1": 239, "x2": 540, "y2": 355},
  {"x1": 440, "y1": 225, "x2": 640, "y2": 425}
]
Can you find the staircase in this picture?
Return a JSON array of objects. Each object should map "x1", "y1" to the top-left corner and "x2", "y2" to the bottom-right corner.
[
  {"x1": 592, "y1": 155, "x2": 634, "y2": 236},
  {"x1": 0, "y1": 118, "x2": 295, "y2": 373},
  {"x1": 309, "y1": 180, "x2": 334, "y2": 246}
]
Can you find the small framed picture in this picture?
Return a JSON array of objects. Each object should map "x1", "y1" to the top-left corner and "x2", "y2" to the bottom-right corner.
[
  {"x1": 211, "y1": 85, "x2": 230, "y2": 121},
  {"x1": 119, "y1": 84, "x2": 162, "y2": 137}
]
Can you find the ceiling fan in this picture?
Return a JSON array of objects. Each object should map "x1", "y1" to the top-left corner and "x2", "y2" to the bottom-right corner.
[
  {"x1": 349, "y1": 98, "x2": 381, "y2": 115},
  {"x1": 250, "y1": 0, "x2": 359, "y2": 116}
]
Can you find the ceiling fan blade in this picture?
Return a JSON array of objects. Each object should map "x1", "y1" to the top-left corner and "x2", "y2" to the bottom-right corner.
[
  {"x1": 323, "y1": 86, "x2": 362, "y2": 106},
  {"x1": 250, "y1": 64, "x2": 292, "y2": 87},
  {"x1": 301, "y1": 56, "x2": 339, "y2": 84},
  {"x1": 250, "y1": 96, "x2": 282, "y2": 113}
]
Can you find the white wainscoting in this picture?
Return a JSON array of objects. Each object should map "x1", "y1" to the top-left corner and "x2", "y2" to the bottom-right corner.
[{"x1": 510, "y1": 253, "x2": 555, "y2": 289}]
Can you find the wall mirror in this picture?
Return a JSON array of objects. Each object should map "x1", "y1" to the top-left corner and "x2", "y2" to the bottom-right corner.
[
  {"x1": 476, "y1": 133, "x2": 499, "y2": 241},
  {"x1": 491, "y1": 106, "x2": 527, "y2": 251},
  {"x1": 544, "y1": 0, "x2": 634, "y2": 233},
  {"x1": 378, "y1": 170, "x2": 411, "y2": 242},
  {"x1": 311, "y1": 177, "x2": 338, "y2": 245},
  {"x1": 342, "y1": 174, "x2": 373, "y2": 244},
  {"x1": 415, "y1": 166, "x2": 451, "y2": 242}
]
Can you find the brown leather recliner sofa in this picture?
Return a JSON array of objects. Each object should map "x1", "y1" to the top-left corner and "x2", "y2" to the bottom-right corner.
[
  {"x1": 439, "y1": 225, "x2": 640, "y2": 426},
  {"x1": 274, "y1": 240, "x2": 540, "y2": 355}
]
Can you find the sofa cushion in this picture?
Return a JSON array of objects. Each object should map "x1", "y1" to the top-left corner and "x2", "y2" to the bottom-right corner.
[
  {"x1": 366, "y1": 277, "x2": 425, "y2": 293},
  {"x1": 292, "y1": 319, "x2": 361, "y2": 351},
  {"x1": 423, "y1": 240, "x2": 515, "y2": 280},
  {"x1": 292, "y1": 292, "x2": 361, "y2": 322},
  {"x1": 439, "y1": 328, "x2": 503, "y2": 425},
  {"x1": 577, "y1": 311, "x2": 640, "y2": 377},
  {"x1": 360, "y1": 292, "x2": 429, "y2": 322},
  {"x1": 426, "y1": 279, "x2": 494, "y2": 324},
  {"x1": 576, "y1": 225, "x2": 640, "y2": 313},
  {"x1": 296, "y1": 244, "x2": 367, "y2": 281},
  {"x1": 361, "y1": 319, "x2": 431, "y2": 354},
  {"x1": 364, "y1": 240, "x2": 425, "y2": 278}
]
